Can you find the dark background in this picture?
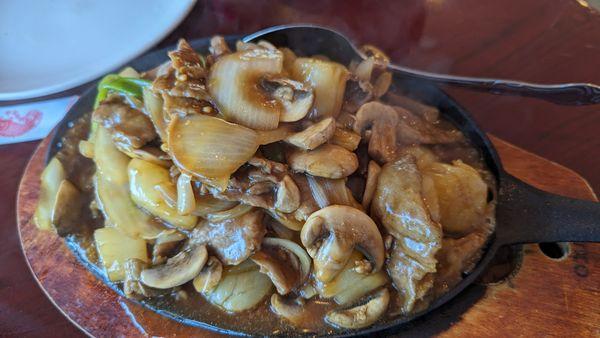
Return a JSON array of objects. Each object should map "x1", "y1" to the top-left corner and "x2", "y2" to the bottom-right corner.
[{"x1": 1, "y1": 0, "x2": 599, "y2": 336}]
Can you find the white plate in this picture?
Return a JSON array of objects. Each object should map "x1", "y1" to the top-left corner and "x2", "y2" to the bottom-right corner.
[{"x1": 0, "y1": 0, "x2": 196, "y2": 101}]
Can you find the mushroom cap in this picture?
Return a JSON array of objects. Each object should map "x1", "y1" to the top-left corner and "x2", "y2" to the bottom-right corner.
[
  {"x1": 261, "y1": 76, "x2": 315, "y2": 123},
  {"x1": 354, "y1": 101, "x2": 400, "y2": 164},
  {"x1": 300, "y1": 205, "x2": 385, "y2": 283},
  {"x1": 141, "y1": 244, "x2": 208, "y2": 289},
  {"x1": 251, "y1": 237, "x2": 311, "y2": 295},
  {"x1": 270, "y1": 294, "x2": 306, "y2": 325},
  {"x1": 325, "y1": 288, "x2": 389, "y2": 329},
  {"x1": 353, "y1": 101, "x2": 398, "y2": 135}
]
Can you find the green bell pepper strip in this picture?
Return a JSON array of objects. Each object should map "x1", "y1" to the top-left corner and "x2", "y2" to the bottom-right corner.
[{"x1": 94, "y1": 75, "x2": 152, "y2": 108}]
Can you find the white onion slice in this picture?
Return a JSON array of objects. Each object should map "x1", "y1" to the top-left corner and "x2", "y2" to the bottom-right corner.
[
  {"x1": 168, "y1": 114, "x2": 259, "y2": 191},
  {"x1": 306, "y1": 175, "x2": 361, "y2": 209},
  {"x1": 208, "y1": 48, "x2": 283, "y2": 130},
  {"x1": 206, "y1": 203, "x2": 253, "y2": 222},
  {"x1": 176, "y1": 173, "x2": 195, "y2": 215},
  {"x1": 192, "y1": 196, "x2": 238, "y2": 217}
]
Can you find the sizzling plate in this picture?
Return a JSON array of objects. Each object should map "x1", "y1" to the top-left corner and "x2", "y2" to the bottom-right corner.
[{"x1": 45, "y1": 36, "x2": 502, "y2": 337}]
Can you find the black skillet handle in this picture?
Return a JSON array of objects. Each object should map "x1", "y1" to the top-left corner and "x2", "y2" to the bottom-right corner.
[{"x1": 495, "y1": 173, "x2": 600, "y2": 246}]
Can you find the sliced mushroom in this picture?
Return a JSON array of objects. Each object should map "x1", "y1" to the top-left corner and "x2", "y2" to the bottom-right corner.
[
  {"x1": 325, "y1": 288, "x2": 389, "y2": 329},
  {"x1": 193, "y1": 256, "x2": 223, "y2": 293},
  {"x1": 331, "y1": 127, "x2": 361, "y2": 151},
  {"x1": 251, "y1": 238, "x2": 311, "y2": 295},
  {"x1": 354, "y1": 101, "x2": 399, "y2": 164},
  {"x1": 261, "y1": 77, "x2": 314, "y2": 122},
  {"x1": 301, "y1": 205, "x2": 385, "y2": 283},
  {"x1": 152, "y1": 231, "x2": 186, "y2": 265},
  {"x1": 51, "y1": 179, "x2": 82, "y2": 236},
  {"x1": 315, "y1": 251, "x2": 388, "y2": 305},
  {"x1": 284, "y1": 117, "x2": 335, "y2": 150},
  {"x1": 257, "y1": 124, "x2": 295, "y2": 145},
  {"x1": 361, "y1": 45, "x2": 390, "y2": 68},
  {"x1": 266, "y1": 209, "x2": 304, "y2": 231},
  {"x1": 372, "y1": 72, "x2": 392, "y2": 98},
  {"x1": 270, "y1": 294, "x2": 307, "y2": 325},
  {"x1": 353, "y1": 57, "x2": 375, "y2": 82},
  {"x1": 141, "y1": 243, "x2": 208, "y2": 289},
  {"x1": 361, "y1": 161, "x2": 381, "y2": 209},
  {"x1": 274, "y1": 175, "x2": 301, "y2": 213},
  {"x1": 287, "y1": 144, "x2": 358, "y2": 179}
]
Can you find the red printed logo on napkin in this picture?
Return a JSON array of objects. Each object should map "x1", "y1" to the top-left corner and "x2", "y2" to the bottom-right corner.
[{"x1": 0, "y1": 110, "x2": 42, "y2": 137}]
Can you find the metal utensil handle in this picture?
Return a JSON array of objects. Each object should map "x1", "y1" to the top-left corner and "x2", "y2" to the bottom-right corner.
[
  {"x1": 388, "y1": 64, "x2": 600, "y2": 105},
  {"x1": 495, "y1": 173, "x2": 600, "y2": 245}
]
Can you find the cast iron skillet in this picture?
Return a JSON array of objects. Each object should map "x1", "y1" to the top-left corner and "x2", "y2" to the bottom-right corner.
[{"x1": 45, "y1": 32, "x2": 600, "y2": 336}]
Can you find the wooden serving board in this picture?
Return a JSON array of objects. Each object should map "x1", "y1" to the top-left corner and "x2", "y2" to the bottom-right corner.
[{"x1": 17, "y1": 135, "x2": 599, "y2": 337}]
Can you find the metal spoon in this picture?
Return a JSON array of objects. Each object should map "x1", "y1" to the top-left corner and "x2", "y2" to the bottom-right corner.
[{"x1": 244, "y1": 24, "x2": 600, "y2": 105}]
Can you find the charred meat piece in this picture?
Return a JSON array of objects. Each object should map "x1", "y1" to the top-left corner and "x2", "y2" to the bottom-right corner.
[
  {"x1": 93, "y1": 95, "x2": 157, "y2": 149},
  {"x1": 191, "y1": 209, "x2": 266, "y2": 265},
  {"x1": 169, "y1": 39, "x2": 206, "y2": 81},
  {"x1": 205, "y1": 156, "x2": 301, "y2": 213},
  {"x1": 163, "y1": 94, "x2": 213, "y2": 117},
  {"x1": 152, "y1": 39, "x2": 212, "y2": 115}
]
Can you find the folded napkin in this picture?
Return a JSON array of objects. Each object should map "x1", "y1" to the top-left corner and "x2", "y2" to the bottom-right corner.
[{"x1": 0, "y1": 95, "x2": 78, "y2": 145}]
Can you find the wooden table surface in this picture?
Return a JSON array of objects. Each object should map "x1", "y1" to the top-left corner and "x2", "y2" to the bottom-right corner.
[{"x1": 1, "y1": 1, "x2": 599, "y2": 337}]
